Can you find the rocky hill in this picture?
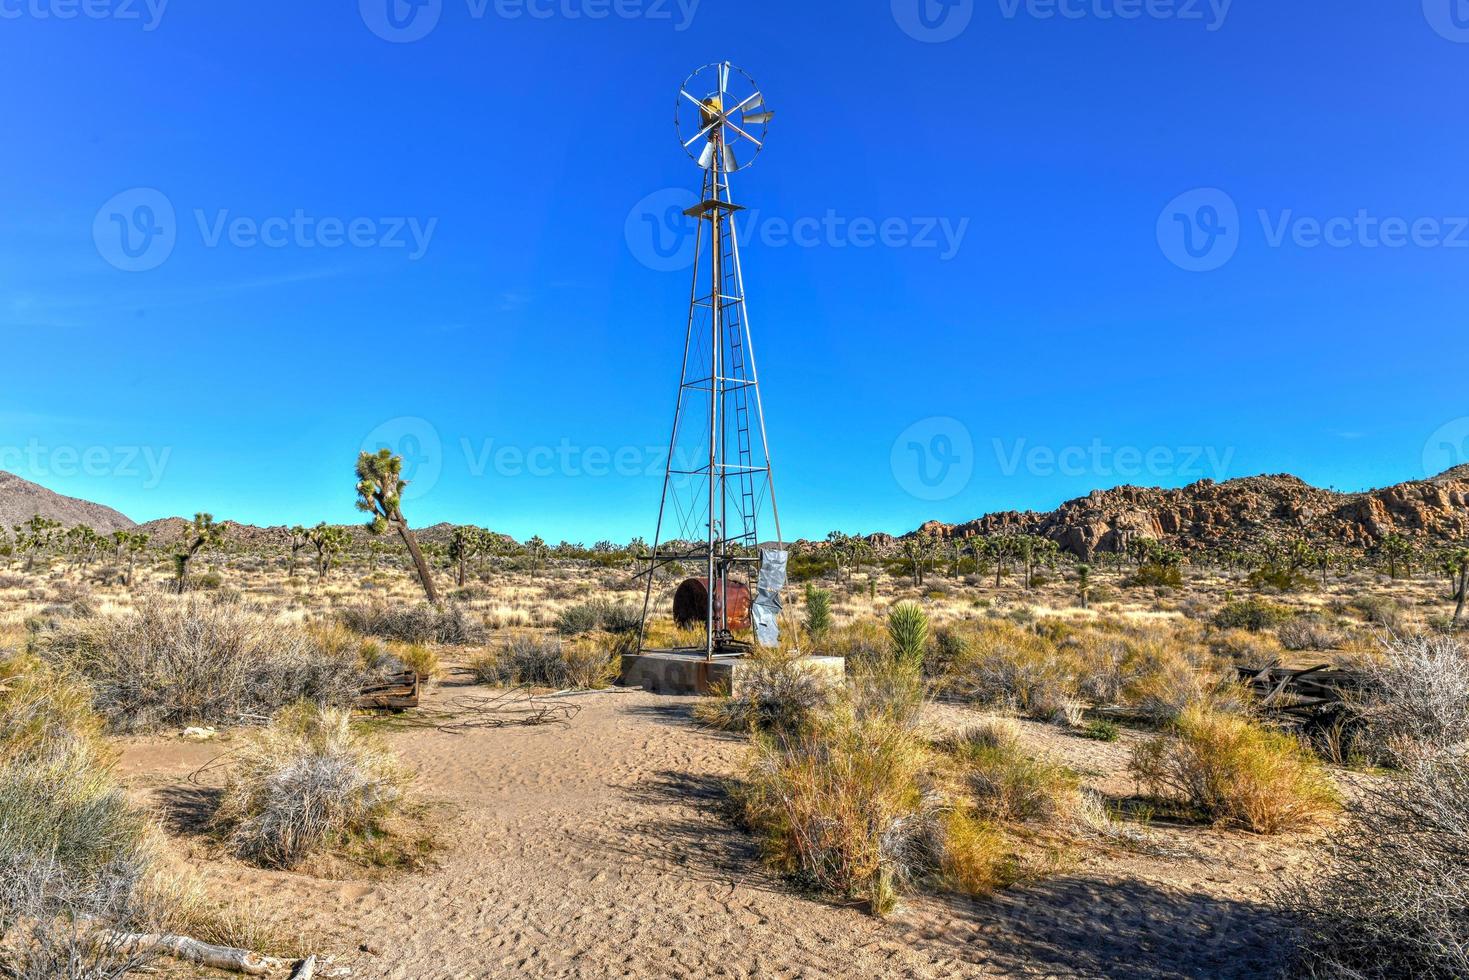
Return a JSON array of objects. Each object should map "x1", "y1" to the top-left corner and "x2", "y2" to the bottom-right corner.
[
  {"x1": 0, "y1": 471, "x2": 136, "y2": 533},
  {"x1": 893, "y1": 469, "x2": 1469, "y2": 558}
]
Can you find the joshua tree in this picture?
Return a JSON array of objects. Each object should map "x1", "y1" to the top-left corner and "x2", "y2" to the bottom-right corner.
[
  {"x1": 174, "y1": 513, "x2": 224, "y2": 594},
  {"x1": 449, "y1": 525, "x2": 491, "y2": 587},
  {"x1": 16, "y1": 515, "x2": 61, "y2": 572},
  {"x1": 1377, "y1": 534, "x2": 1415, "y2": 580},
  {"x1": 111, "y1": 529, "x2": 149, "y2": 587},
  {"x1": 356, "y1": 449, "x2": 438, "y2": 604},
  {"x1": 286, "y1": 525, "x2": 310, "y2": 577},
  {"x1": 1077, "y1": 563, "x2": 1091, "y2": 610},
  {"x1": 1442, "y1": 546, "x2": 1469, "y2": 625},
  {"x1": 899, "y1": 530, "x2": 939, "y2": 587},
  {"x1": 305, "y1": 522, "x2": 349, "y2": 583},
  {"x1": 826, "y1": 531, "x2": 854, "y2": 584},
  {"x1": 63, "y1": 524, "x2": 103, "y2": 571},
  {"x1": 525, "y1": 536, "x2": 547, "y2": 578}
]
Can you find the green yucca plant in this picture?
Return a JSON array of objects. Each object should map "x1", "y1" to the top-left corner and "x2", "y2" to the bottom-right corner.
[
  {"x1": 805, "y1": 584, "x2": 833, "y2": 640},
  {"x1": 886, "y1": 602, "x2": 929, "y2": 671}
]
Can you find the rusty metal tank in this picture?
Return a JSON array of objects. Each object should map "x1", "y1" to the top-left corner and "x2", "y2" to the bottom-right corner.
[{"x1": 673, "y1": 577, "x2": 752, "y2": 632}]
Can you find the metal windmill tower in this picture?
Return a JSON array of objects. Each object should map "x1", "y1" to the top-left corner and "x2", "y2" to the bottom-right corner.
[{"x1": 637, "y1": 62, "x2": 785, "y2": 662}]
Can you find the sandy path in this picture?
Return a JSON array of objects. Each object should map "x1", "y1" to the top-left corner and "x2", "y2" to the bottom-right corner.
[{"x1": 119, "y1": 686, "x2": 1294, "y2": 979}]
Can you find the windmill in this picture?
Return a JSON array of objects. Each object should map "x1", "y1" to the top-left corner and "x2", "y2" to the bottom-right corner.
[{"x1": 636, "y1": 62, "x2": 786, "y2": 663}]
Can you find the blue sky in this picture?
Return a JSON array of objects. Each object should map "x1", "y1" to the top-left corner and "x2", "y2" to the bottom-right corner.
[{"x1": 2, "y1": 1, "x2": 1466, "y2": 543}]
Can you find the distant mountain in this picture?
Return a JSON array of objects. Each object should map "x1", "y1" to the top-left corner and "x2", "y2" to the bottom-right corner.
[
  {"x1": 886, "y1": 469, "x2": 1469, "y2": 558},
  {"x1": 0, "y1": 471, "x2": 136, "y2": 534}
]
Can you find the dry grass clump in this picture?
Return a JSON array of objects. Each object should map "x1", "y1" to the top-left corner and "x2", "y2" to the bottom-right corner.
[
  {"x1": 0, "y1": 652, "x2": 160, "y2": 977},
  {"x1": 1130, "y1": 706, "x2": 1339, "y2": 834},
  {"x1": 1282, "y1": 753, "x2": 1469, "y2": 978},
  {"x1": 339, "y1": 601, "x2": 485, "y2": 646},
  {"x1": 214, "y1": 703, "x2": 412, "y2": 870},
  {"x1": 30, "y1": 597, "x2": 364, "y2": 732},
  {"x1": 943, "y1": 620, "x2": 1076, "y2": 721},
  {"x1": 468, "y1": 632, "x2": 617, "y2": 690},
  {"x1": 939, "y1": 721, "x2": 1079, "y2": 824},
  {"x1": 1352, "y1": 632, "x2": 1469, "y2": 767},
  {"x1": 552, "y1": 599, "x2": 639, "y2": 637},
  {"x1": 1277, "y1": 616, "x2": 1345, "y2": 653},
  {"x1": 733, "y1": 682, "x2": 935, "y2": 915},
  {"x1": 693, "y1": 650, "x2": 832, "y2": 738}
]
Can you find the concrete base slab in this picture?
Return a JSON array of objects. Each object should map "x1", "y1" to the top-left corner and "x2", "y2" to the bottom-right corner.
[{"x1": 619, "y1": 651, "x2": 846, "y2": 696}]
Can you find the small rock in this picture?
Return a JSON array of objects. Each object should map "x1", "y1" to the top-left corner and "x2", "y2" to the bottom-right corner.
[{"x1": 181, "y1": 726, "x2": 217, "y2": 741}]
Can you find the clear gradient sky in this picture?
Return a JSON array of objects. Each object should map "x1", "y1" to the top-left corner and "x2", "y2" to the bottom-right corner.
[{"x1": 2, "y1": 1, "x2": 1465, "y2": 543}]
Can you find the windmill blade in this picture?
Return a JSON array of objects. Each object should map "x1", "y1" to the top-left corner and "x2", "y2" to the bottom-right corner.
[
  {"x1": 722, "y1": 143, "x2": 738, "y2": 173},
  {"x1": 684, "y1": 121, "x2": 717, "y2": 149},
  {"x1": 719, "y1": 62, "x2": 730, "y2": 104},
  {"x1": 742, "y1": 111, "x2": 774, "y2": 126},
  {"x1": 698, "y1": 142, "x2": 716, "y2": 170},
  {"x1": 725, "y1": 119, "x2": 763, "y2": 148},
  {"x1": 742, "y1": 93, "x2": 764, "y2": 113}
]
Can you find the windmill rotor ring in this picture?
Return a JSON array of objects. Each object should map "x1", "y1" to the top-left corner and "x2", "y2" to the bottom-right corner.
[{"x1": 676, "y1": 61, "x2": 773, "y2": 173}]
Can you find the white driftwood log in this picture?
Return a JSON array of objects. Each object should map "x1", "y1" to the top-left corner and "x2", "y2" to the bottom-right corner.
[
  {"x1": 113, "y1": 932, "x2": 291, "y2": 975},
  {"x1": 289, "y1": 954, "x2": 317, "y2": 979}
]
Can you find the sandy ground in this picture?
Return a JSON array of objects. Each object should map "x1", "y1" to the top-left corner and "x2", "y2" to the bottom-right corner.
[{"x1": 117, "y1": 681, "x2": 1306, "y2": 980}]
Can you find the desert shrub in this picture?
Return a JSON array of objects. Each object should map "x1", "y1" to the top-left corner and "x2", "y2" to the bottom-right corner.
[
  {"x1": 941, "y1": 722, "x2": 1078, "y2": 824},
  {"x1": 1124, "y1": 656, "x2": 1249, "y2": 725},
  {"x1": 1282, "y1": 754, "x2": 1469, "y2": 978},
  {"x1": 1353, "y1": 633, "x2": 1469, "y2": 766},
  {"x1": 1214, "y1": 599, "x2": 1289, "y2": 632},
  {"x1": 733, "y1": 685, "x2": 932, "y2": 915},
  {"x1": 214, "y1": 703, "x2": 410, "y2": 869},
  {"x1": 32, "y1": 598, "x2": 363, "y2": 731},
  {"x1": 339, "y1": 601, "x2": 484, "y2": 645},
  {"x1": 1130, "y1": 706, "x2": 1339, "y2": 834},
  {"x1": 386, "y1": 641, "x2": 440, "y2": 681},
  {"x1": 553, "y1": 599, "x2": 639, "y2": 637},
  {"x1": 1080, "y1": 720, "x2": 1120, "y2": 742},
  {"x1": 693, "y1": 652, "x2": 831, "y2": 739},
  {"x1": 927, "y1": 808, "x2": 1011, "y2": 898},
  {"x1": 820, "y1": 619, "x2": 886, "y2": 665},
  {"x1": 469, "y1": 633, "x2": 616, "y2": 690},
  {"x1": 0, "y1": 654, "x2": 162, "y2": 978},
  {"x1": 1278, "y1": 616, "x2": 1345, "y2": 652},
  {"x1": 927, "y1": 626, "x2": 969, "y2": 679},
  {"x1": 1210, "y1": 627, "x2": 1285, "y2": 667},
  {"x1": 1354, "y1": 595, "x2": 1409, "y2": 632},
  {"x1": 944, "y1": 621, "x2": 1075, "y2": 719},
  {"x1": 1128, "y1": 563, "x2": 1183, "y2": 589}
]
